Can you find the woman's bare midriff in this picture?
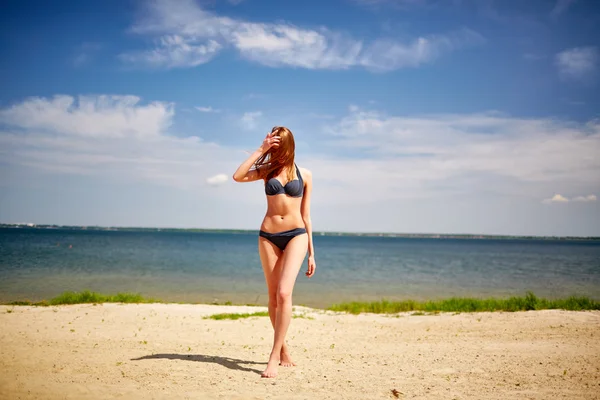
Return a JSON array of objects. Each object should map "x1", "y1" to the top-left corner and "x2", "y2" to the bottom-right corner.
[{"x1": 260, "y1": 196, "x2": 304, "y2": 233}]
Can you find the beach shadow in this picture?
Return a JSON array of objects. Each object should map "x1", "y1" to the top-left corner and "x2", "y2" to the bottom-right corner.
[{"x1": 131, "y1": 353, "x2": 266, "y2": 374}]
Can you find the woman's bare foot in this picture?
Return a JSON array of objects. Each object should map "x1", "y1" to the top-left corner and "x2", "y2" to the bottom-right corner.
[
  {"x1": 280, "y1": 347, "x2": 296, "y2": 367},
  {"x1": 261, "y1": 358, "x2": 279, "y2": 378}
]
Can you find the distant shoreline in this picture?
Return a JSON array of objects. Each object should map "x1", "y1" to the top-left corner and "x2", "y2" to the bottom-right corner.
[{"x1": 1, "y1": 223, "x2": 599, "y2": 241}]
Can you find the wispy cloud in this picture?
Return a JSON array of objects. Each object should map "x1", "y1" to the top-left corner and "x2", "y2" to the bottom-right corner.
[
  {"x1": 555, "y1": 46, "x2": 598, "y2": 80},
  {"x1": 195, "y1": 106, "x2": 220, "y2": 113},
  {"x1": 240, "y1": 111, "x2": 262, "y2": 130},
  {"x1": 523, "y1": 53, "x2": 545, "y2": 61},
  {"x1": 120, "y1": 0, "x2": 484, "y2": 71},
  {"x1": 572, "y1": 194, "x2": 597, "y2": 202},
  {"x1": 119, "y1": 35, "x2": 222, "y2": 68},
  {"x1": 243, "y1": 93, "x2": 265, "y2": 100},
  {"x1": 71, "y1": 42, "x2": 103, "y2": 67},
  {"x1": 310, "y1": 107, "x2": 600, "y2": 204},
  {"x1": 550, "y1": 0, "x2": 577, "y2": 18},
  {"x1": 542, "y1": 194, "x2": 596, "y2": 204},
  {"x1": 563, "y1": 98, "x2": 586, "y2": 106}
]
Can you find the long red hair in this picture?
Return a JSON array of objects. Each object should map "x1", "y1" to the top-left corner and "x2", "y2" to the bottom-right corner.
[{"x1": 254, "y1": 126, "x2": 296, "y2": 181}]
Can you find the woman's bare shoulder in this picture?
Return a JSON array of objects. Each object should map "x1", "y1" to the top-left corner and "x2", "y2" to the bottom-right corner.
[{"x1": 299, "y1": 167, "x2": 312, "y2": 179}]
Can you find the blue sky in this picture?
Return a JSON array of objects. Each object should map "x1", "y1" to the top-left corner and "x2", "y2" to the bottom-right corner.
[{"x1": 1, "y1": 0, "x2": 599, "y2": 236}]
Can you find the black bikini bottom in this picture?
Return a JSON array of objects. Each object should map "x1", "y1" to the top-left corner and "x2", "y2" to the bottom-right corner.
[{"x1": 259, "y1": 227, "x2": 307, "y2": 251}]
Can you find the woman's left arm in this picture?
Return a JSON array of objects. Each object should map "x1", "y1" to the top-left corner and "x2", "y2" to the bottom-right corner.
[{"x1": 301, "y1": 168, "x2": 316, "y2": 278}]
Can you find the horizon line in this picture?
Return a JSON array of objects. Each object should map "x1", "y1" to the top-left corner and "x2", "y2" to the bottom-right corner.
[{"x1": 1, "y1": 223, "x2": 598, "y2": 239}]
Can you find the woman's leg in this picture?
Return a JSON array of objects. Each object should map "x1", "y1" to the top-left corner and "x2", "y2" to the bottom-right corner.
[
  {"x1": 258, "y1": 236, "x2": 281, "y2": 325},
  {"x1": 258, "y1": 238, "x2": 294, "y2": 366},
  {"x1": 262, "y1": 233, "x2": 308, "y2": 378}
]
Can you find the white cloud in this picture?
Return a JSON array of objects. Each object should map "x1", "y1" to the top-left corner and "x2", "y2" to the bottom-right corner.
[
  {"x1": 206, "y1": 174, "x2": 229, "y2": 186},
  {"x1": 2, "y1": 95, "x2": 599, "y2": 235},
  {"x1": 555, "y1": 46, "x2": 598, "y2": 80},
  {"x1": 309, "y1": 107, "x2": 600, "y2": 205},
  {"x1": 572, "y1": 194, "x2": 597, "y2": 202},
  {"x1": 0, "y1": 95, "x2": 240, "y2": 190},
  {"x1": 542, "y1": 194, "x2": 569, "y2": 204},
  {"x1": 0, "y1": 95, "x2": 174, "y2": 138},
  {"x1": 3, "y1": 97, "x2": 599, "y2": 206},
  {"x1": 195, "y1": 106, "x2": 220, "y2": 113},
  {"x1": 240, "y1": 111, "x2": 262, "y2": 130},
  {"x1": 541, "y1": 194, "x2": 597, "y2": 204},
  {"x1": 119, "y1": 35, "x2": 222, "y2": 68},
  {"x1": 120, "y1": 0, "x2": 483, "y2": 71}
]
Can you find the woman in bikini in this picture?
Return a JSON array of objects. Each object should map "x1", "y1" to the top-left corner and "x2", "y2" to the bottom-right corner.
[{"x1": 233, "y1": 126, "x2": 316, "y2": 378}]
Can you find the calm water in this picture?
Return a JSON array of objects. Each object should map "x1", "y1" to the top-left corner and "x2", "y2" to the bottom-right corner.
[{"x1": 1, "y1": 228, "x2": 599, "y2": 308}]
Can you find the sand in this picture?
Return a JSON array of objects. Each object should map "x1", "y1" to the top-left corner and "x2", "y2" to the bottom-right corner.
[{"x1": 0, "y1": 304, "x2": 599, "y2": 400}]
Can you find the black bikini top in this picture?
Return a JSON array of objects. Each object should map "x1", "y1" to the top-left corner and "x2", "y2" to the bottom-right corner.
[{"x1": 265, "y1": 164, "x2": 304, "y2": 198}]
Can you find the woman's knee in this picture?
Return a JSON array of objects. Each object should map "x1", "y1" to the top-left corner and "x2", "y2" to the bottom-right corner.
[{"x1": 277, "y1": 287, "x2": 292, "y2": 304}]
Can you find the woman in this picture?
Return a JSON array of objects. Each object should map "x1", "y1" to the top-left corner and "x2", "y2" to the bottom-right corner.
[{"x1": 233, "y1": 126, "x2": 316, "y2": 378}]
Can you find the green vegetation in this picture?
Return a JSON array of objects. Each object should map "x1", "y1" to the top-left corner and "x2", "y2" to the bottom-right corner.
[
  {"x1": 292, "y1": 314, "x2": 315, "y2": 320},
  {"x1": 328, "y1": 292, "x2": 600, "y2": 314},
  {"x1": 6, "y1": 290, "x2": 159, "y2": 306},
  {"x1": 4, "y1": 291, "x2": 599, "y2": 316},
  {"x1": 204, "y1": 311, "x2": 270, "y2": 320},
  {"x1": 203, "y1": 312, "x2": 316, "y2": 320}
]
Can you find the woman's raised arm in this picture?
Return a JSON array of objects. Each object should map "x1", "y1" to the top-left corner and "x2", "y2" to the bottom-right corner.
[{"x1": 232, "y1": 132, "x2": 280, "y2": 182}]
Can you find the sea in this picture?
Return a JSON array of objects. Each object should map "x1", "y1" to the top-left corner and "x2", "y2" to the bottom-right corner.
[{"x1": 1, "y1": 228, "x2": 599, "y2": 308}]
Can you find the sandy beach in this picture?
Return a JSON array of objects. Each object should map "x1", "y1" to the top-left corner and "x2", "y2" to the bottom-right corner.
[{"x1": 0, "y1": 304, "x2": 599, "y2": 400}]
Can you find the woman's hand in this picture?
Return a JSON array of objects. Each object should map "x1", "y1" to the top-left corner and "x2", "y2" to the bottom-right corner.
[
  {"x1": 260, "y1": 131, "x2": 280, "y2": 153},
  {"x1": 306, "y1": 256, "x2": 316, "y2": 278}
]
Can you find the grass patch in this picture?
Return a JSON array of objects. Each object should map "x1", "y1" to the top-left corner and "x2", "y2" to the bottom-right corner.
[
  {"x1": 5, "y1": 290, "x2": 159, "y2": 306},
  {"x1": 7, "y1": 300, "x2": 43, "y2": 306},
  {"x1": 204, "y1": 311, "x2": 270, "y2": 320},
  {"x1": 293, "y1": 314, "x2": 315, "y2": 320},
  {"x1": 204, "y1": 312, "x2": 316, "y2": 321},
  {"x1": 5, "y1": 290, "x2": 598, "y2": 315},
  {"x1": 48, "y1": 290, "x2": 159, "y2": 305},
  {"x1": 328, "y1": 292, "x2": 600, "y2": 315}
]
